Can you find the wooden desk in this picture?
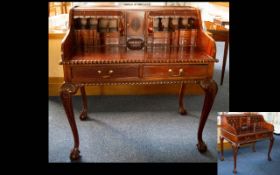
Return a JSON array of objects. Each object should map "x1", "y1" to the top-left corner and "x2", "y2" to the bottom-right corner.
[
  {"x1": 220, "y1": 114, "x2": 274, "y2": 174},
  {"x1": 60, "y1": 6, "x2": 219, "y2": 161},
  {"x1": 205, "y1": 21, "x2": 229, "y2": 85}
]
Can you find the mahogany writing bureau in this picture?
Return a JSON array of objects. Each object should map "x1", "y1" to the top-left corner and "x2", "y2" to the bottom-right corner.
[
  {"x1": 220, "y1": 114, "x2": 274, "y2": 174},
  {"x1": 60, "y1": 6, "x2": 218, "y2": 160}
]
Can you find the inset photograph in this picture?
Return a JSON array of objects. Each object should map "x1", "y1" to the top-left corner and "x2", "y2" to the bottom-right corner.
[{"x1": 217, "y1": 112, "x2": 280, "y2": 175}]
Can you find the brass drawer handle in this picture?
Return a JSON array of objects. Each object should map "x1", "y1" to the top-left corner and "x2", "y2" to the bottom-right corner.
[
  {"x1": 168, "y1": 68, "x2": 184, "y2": 77},
  {"x1": 108, "y1": 70, "x2": 114, "y2": 74},
  {"x1": 97, "y1": 69, "x2": 114, "y2": 78}
]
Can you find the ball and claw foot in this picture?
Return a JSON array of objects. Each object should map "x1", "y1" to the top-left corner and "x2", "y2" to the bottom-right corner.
[
  {"x1": 197, "y1": 141, "x2": 207, "y2": 153},
  {"x1": 179, "y1": 108, "x2": 187, "y2": 115},
  {"x1": 220, "y1": 156, "x2": 224, "y2": 161},
  {"x1": 79, "y1": 111, "x2": 88, "y2": 121},
  {"x1": 268, "y1": 156, "x2": 272, "y2": 161},
  {"x1": 70, "y1": 148, "x2": 81, "y2": 161},
  {"x1": 233, "y1": 169, "x2": 237, "y2": 174}
]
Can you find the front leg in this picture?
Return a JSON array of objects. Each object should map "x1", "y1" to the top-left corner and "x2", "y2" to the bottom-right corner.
[
  {"x1": 178, "y1": 83, "x2": 187, "y2": 115},
  {"x1": 268, "y1": 136, "x2": 274, "y2": 161},
  {"x1": 232, "y1": 144, "x2": 239, "y2": 174},
  {"x1": 79, "y1": 85, "x2": 88, "y2": 121},
  {"x1": 197, "y1": 80, "x2": 218, "y2": 152},
  {"x1": 220, "y1": 136, "x2": 224, "y2": 160},
  {"x1": 60, "y1": 83, "x2": 81, "y2": 161}
]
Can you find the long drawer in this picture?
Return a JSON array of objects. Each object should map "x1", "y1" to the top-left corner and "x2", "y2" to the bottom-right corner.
[
  {"x1": 238, "y1": 135, "x2": 256, "y2": 143},
  {"x1": 256, "y1": 132, "x2": 272, "y2": 139},
  {"x1": 142, "y1": 64, "x2": 208, "y2": 79},
  {"x1": 71, "y1": 65, "x2": 139, "y2": 82}
]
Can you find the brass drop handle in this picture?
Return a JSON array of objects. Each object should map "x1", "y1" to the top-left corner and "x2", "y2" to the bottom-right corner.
[
  {"x1": 97, "y1": 69, "x2": 114, "y2": 78},
  {"x1": 108, "y1": 70, "x2": 114, "y2": 74},
  {"x1": 168, "y1": 68, "x2": 184, "y2": 77},
  {"x1": 168, "y1": 69, "x2": 172, "y2": 73}
]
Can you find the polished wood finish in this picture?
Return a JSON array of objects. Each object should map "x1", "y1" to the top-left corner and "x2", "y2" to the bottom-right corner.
[
  {"x1": 220, "y1": 114, "x2": 274, "y2": 174},
  {"x1": 79, "y1": 86, "x2": 88, "y2": 120},
  {"x1": 220, "y1": 136, "x2": 224, "y2": 160},
  {"x1": 49, "y1": 77, "x2": 206, "y2": 96},
  {"x1": 232, "y1": 143, "x2": 239, "y2": 174},
  {"x1": 179, "y1": 83, "x2": 187, "y2": 115},
  {"x1": 197, "y1": 79, "x2": 218, "y2": 152},
  {"x1": 60, "y1": 83, "x2": 80, "y2": 160},
  {"x1": 60, "y1": 6, "x2": 218, "y2": 160},
  {"x1": 268, "y1": 137, "x2": 274, "y2": 161}
]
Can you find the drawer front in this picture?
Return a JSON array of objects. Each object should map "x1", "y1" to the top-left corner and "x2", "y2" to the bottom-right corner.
[
  {"x1": 142, "y1": 64, "x2": 208, "y2": 79},
  {"x1": 256, "y1": 133, "x2": 271, "y2": 139},
  {"x1": 71, "y1": 65, "x2": 139, "y2": 81},
  {"x1": 238, "y1": 135, "x2": 256, "y2": 143}
]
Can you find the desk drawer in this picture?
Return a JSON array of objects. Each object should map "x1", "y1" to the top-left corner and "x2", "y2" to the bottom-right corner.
[
  {"x1": 72, "y1": 65, "x2": 139, "y2": 81},
  {"x1": 256, "y1": 133, "x2": 271, "y2": 139},
  {"x1": 142, "y1": 64, "x2": 208, "y2": 79},
  {"x1": 238, "y1": 135, "x2": 256, "y2": 143}
]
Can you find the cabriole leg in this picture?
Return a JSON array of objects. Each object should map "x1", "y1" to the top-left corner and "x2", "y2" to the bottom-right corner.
[
  {"x1": 220, "y1": 136, "x2": 224, "y2": 160},
  {"x1": 79, "y1": 85, "x2": 88, "y2": 121},
  {"x1": 197, "y1": 80, "x2": 218, "y2": 152},
  {"x1": 60, "y1": 83, "x2": 81, "y2": 160},
  {"x1": 268, "y1": 136, "x2": 274, "y2": 161},
  {"x1": 178, "y1": 83, "x2": 187, "y2": 115},
  {"x1": 232, "y1": 144, "x2": 239, "y2": 174}
]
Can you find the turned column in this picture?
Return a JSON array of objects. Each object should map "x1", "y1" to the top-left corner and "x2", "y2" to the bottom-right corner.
[
  {"x1": 197, "y1": 79, "x2": 218, "y2": 152},
  {"x1": 79, "y1": 85, "x2": 88, "y2": 120},
  {"x1": 178, "y1": 83, "x2": 187, "y2": 115},
  {"x1": 60, "y1": 83, "x2": 81, "y2": 160}
]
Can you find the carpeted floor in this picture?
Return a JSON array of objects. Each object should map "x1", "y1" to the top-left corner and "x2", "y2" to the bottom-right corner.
[
  {"x1": 218, "y1": 135, "x2": 280, "y2": 175},
  {"x1": 48, "y1": 42, "x2": 229, "y2": 162}
]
